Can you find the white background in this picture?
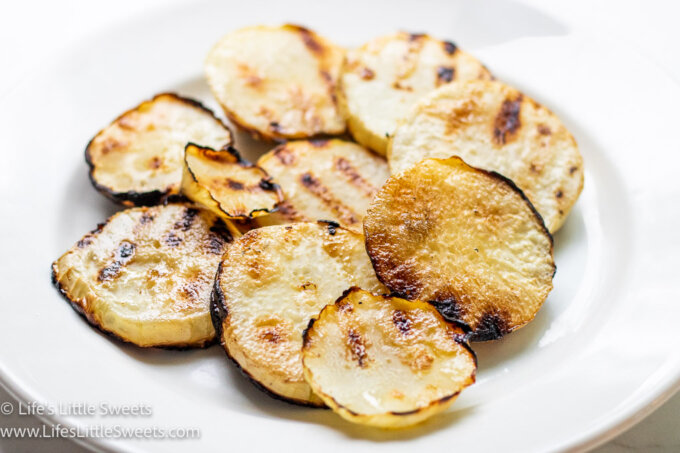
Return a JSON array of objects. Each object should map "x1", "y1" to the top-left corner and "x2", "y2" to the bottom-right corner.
[{"x1": 0, "y1": 0, "x2": 678, "y2": 451}]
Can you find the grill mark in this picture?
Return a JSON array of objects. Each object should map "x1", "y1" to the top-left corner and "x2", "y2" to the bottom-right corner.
[
  {"x1": 98, "y1": 241, "x2": 136, "y2": 282},
  {"x1": 296, "y1": 26, "x2": 325, "y2": 55},
  {"x1": 173, "y1": 208, "x2": 199, "y2": 231},
  {"x1": 164, "y1": 231, "x2": 182, "y2": 247},
  {"x1": 493, "y1": 95, "x2": 523, "y2": 145},
  {"x1": 273, "y1": 146, "x2": 295, "y2": 165},
  {"x1": 227, "y1": 179, "x2": 244, "y2": 191},
  {"x1": 334, "y1": 157, "x2": 378, "y2": 197},
  {"x1": 443, "y1": 41, "x2": 458, "y2": 55},
  {"x1": 537, "y1": 124, "x2": 551, "y2": 135},
  {"x1": 207, "y1": 219, "x2": 232, "y2": 255},
  {"x1": 392, "y1": 310, "x2": 412, "y2": 335},
  {"x1": 436, "y1": 66, "x2": 455, "y2": 85},
  {"x1": 347, "y1": 329, "x2": 368, "y2": 367},
  {"x1": 149, "y1": 156, "x2": 162, "y2": 169},
  {"x1": 299, "y1": 172, "x2": 360, "y2": 225},
  {"x1": 360, "y1": 67, "x2": 375, "y2": 80}
]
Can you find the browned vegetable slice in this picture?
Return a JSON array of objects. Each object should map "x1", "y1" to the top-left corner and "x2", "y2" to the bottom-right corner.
[
  {"x1": 302, "y1": 288, "x2": 476, "y2": 428},
  {"x1": 388, "y1": 79, "x2": 584, "y2": 232},
  {"x1": 86, "y1": 93, "x2": 233, "y2": 206},
  {"x1": 340, "y1": 32, "x2": 492, "y2": 155},
  {"x1": 364, "y1": 157, "x2": 555, "y2": 341},
  {"x1": 181, "y1": 143, "x2": 282, "y2": 219},
  {"x1": 205, "y1": 25, "x2": 345, "y2": 140},
  {"x1": 256, "y1": 139, "x2": 389, "y2": 230},
  {"x1": 52, "y1": 203, "x2": 234, "y2": 348},
  {"x1": 212, "y1": 222, "x2": 385, "y2": 406}
]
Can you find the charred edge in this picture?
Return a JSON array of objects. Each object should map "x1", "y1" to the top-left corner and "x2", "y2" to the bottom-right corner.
[
  {"x1": 492, "y1": 95, "x2": 523, "y2": 145},
  {"x1": 437, "y1": 66, "x2": 455, "y2": 83},
  {"x1": 98, "y1": 241, "x2": 136, "y2": 282},
  {"x1": 258, "y1": 178, "x2": 279, "y2": 192},
  {"x1": 335, "y1": 286, "x2": 362, "y2": 305},
  {"x1": 443, "y1": 41, "x2": 458, "y2": 55},
  {"x1": 477, "y1": 164, "x2": 554, "y2": 247},
  {"x1": 469, "y1": 312, "x2": 510, "y2": 342},
  {"x1": 269, "y1": 122, "x2": 284, "y2": 134},
  {"x1": 407, "y1": 32, "x2": 426, "y2": 41},
  {"x1": 51, "y1": 264, "x2": 215, "y2": 350},
  {"x1": 318, "y1": 219, "x2": 340, "y2": 235},
  {"x1": 210, "y1": 262, "x2": 228, "y2": 337},
  {"x1": 392, "y1": 310, "x2": 412, "y2": 335},
  {"x1": 221, "y1": 343, "x2": 327, "y2": 408},
  {"x1": 186, "y1": 142, "x2": 250, "y2": 165},
  {"x1": 427, "y1": 299, "x2": 472, "y2": 334},
  {"x1": 301, "y1": 317, "x2": 317, "y2": 348}
]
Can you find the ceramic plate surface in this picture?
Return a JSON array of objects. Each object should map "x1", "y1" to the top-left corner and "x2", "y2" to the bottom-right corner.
[{"x1": 1, "y1": 0, "x2": 679, "y2": 452}]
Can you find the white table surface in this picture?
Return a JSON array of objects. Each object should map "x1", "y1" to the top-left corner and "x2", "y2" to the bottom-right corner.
[{"x1": 1, "y1": 0, "x2": 678, "y2": 451}]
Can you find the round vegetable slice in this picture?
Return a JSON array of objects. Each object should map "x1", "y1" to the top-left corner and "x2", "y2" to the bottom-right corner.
[
  {"x1": 86, "y1": 93, "x2": 233, "y2": 206},
  {"x1": 302, "y1": 288, "x2": 476, "y2": 428},
  {"x1": 52, "y1": 203, "x2": 234, "y2": 348},
  {"x1": 388, "y1": 79, "x2": 584, "y2": 232},
  {"x1": 181, "y1": 143, "x2": 283, "y2": 219},
  {"x1": 205, "y1": 24, "x2": 345, "y2": 141},
  {"x1": 340, "y1": 32, "x2": 491, "y2": 155},
  {"x1": 212, "y1": 222, "x2": 385, "y2": 406},
  {"x1": 256, "y1": 139, "x2": 389, "y2": 230},
  {"x1": 364, "y1": 157, "x2": 555, "y2": 341}
]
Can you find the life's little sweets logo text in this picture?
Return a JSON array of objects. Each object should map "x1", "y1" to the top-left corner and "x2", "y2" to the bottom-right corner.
[
  {"x1": 2, "y1": 401, "x2": 153, "y2": 418},
  {"x1": 11, "y1": 401, "x2": 153, "y2": 418}
]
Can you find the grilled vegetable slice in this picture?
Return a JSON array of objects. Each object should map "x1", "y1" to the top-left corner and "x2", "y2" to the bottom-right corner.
[
  {"x1": 212, "y1": 222, "x2": 385, "y2": 406},
  {"x1": 302, "y1": 288, "x2": 476, "y2": 428},
  {"x1": 388, "y1": 80, "x2": 584, "y2": 232},
  {"x1": 256, "y1": 139, "x2": 389, "y2": 230},
  {"x1": 181, "y1": 143, "x2": 282, "y2": 219},
  {"x1": 86, "y1": 93, "x2": 233, "y2": 206},
  {"x1": 340, "y1": 32, "x2": 491, "y2": 155},
  {"x1": 52, "y1": 203, "x2": 234, "y2": 348},
  {"x1": 364, "y1": 157, "x2": 555, "y2": 341},
  {"x1": 205, "y1": 25, "x2": 345, "y2": 141}
]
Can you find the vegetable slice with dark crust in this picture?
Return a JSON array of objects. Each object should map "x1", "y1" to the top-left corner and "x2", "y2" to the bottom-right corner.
[
  {"x1": 364, "y1": 157, "x2": 555, "y2": 341},
  {"x1": 212, "y1": 222, "x2": 385, "y2": 406},
  {"x1": 181, "y1": 143, "x2": 283, "y2": 219},
  {"x1": 302, "y1": 288, "x2": 476, "y2": 428},
  {"x1": 86, "y1": 93, "x2": 233, "y2": 206},
  {"x1": 52, "y1": 203, "x2": 234, "y2": 348}
]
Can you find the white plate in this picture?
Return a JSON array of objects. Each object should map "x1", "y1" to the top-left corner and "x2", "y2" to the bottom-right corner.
[{"x1": 1, "y1": 1, "x2": 679, "y2": 452}]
